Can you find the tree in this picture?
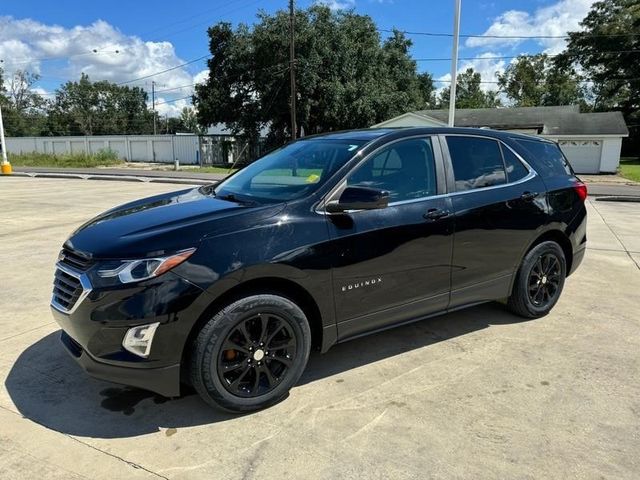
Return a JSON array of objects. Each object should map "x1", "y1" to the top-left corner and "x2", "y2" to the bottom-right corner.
[
  {"x1": 180, "y1": 107, "x2": 205, "y2": 134},
  {"x1": 438, "y1": 68, "x2": 502, "y2": 109},
  {"x1": 0, "y1": 69, "x2": 48, "y2": 136},
  {"x1": 194, "y1": 5, "x2": 430, "y2": 144},
  {"x1": 47, "y1": 73, "x2": 153, "y2": 135},
  {"x1": 497, "y1": 54, "x2": 584, "y2": 107},
  {"x1": 561, "y1": 0, "x2": 640, "y2": 152}
]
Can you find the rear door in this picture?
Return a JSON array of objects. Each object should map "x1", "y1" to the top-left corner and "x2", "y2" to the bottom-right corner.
[
  {"x1": 441, "y1": 134, "x2": 547, "y2": 308},
  {"x1": 325, "y1": 135, "x2": 454, "y2": 339}
]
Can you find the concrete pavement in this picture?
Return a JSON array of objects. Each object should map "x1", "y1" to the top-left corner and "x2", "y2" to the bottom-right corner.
[
  {"x1": 0, "y1": 177, "x2": 639, "y2": 479},
  {"x1": 10, "y1": 166, "x2": 640, "y2": 197}
]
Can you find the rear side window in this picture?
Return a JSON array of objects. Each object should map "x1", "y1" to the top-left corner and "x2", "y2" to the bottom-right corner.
[
  {"x1": 500, "y1": 144, "x2": 529, "y2": 182},
  {"x1": 446, "y1": 136, "x2": 506, "y2": 191},
  {"x1": 513, "y1": 139, "x2": 573, "y2": 179}
]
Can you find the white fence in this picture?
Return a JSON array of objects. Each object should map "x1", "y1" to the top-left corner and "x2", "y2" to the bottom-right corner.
[{"x1": 5, "y1": 135, "x2": 201, "y2": 165}]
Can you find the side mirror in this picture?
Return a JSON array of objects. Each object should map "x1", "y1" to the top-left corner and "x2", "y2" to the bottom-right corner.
[{"x1": 325, "y1": 186, "x2": 390, "y2": 214}]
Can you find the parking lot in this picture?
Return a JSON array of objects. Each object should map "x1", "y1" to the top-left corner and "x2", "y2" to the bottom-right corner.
[{"x1": 0, "y1": 176, "x2": 639, "y2": 479}]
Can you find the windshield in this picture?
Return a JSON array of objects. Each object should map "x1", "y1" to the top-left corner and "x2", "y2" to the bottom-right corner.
[{"x1": 213, "y1": 139, "x2": 365, "y2": 202}]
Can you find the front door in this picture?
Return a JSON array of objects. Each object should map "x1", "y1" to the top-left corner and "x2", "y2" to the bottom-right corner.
[{"x1": 325, "y1": 136, "x2": 454, "y2": 340}]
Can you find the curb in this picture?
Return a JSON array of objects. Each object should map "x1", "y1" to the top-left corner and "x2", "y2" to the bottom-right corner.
[
  {"x1": 3, "y1": 171, "x2": 212, "y2": 186},
  {"x1": 595, "y1": 196, "x2": 640, "y2": 202}
]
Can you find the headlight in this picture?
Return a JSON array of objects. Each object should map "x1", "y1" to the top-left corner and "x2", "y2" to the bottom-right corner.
[{"x1": 97, "y1": 248, "x2": 196, "y2": 284}]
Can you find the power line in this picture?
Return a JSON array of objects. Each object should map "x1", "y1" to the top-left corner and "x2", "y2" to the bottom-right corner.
[
  {"x1": 379, "y1": 28, "x2": 640, "y2": 40},
  {"x1": 154, "y1": 95, "x2": 193, "y2": 107},
  {"x1": 1, "y1": 49, "x2": 122, "y2": 67},
  {"x1": 415, "y1": 49, "x2": 640, "y2": 62},
  {"x1": 116, "y1": 54, "x2": 209, "y2": 85}
]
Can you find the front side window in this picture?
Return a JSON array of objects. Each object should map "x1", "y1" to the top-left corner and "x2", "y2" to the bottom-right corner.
[
  {"x1": 347, "y1": 138, "x2": 437, "y2": 202},
  {"x1": 446, "y1": 136, "x2": 506, "y2": 191},
  {"x1": 214, "y1": 139, "x2": 365, "y2": 202}
]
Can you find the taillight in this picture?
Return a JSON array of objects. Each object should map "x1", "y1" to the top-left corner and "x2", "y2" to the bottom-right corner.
[{"x1": 573, "y1": 181, "x2": 587, "y2": 202}]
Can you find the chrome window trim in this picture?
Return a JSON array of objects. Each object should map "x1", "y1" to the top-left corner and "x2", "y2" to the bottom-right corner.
[
  {"x1": 316, "y1": 133, "x2": 538, "y2": 215},
  {"x1": 442, "y1": 134, "x2": 538, "y2": 196},
  {"x1": 51, "y1": 262, "x2": 93, "y2": 314},
  {"x1": 316, "y1": 134, "x2": 444, "y2": 214}
]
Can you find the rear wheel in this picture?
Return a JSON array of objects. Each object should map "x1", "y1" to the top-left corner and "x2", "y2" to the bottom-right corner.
[
  {"x1": 508, "y1": 241, "x2": 566, "y2": 318},
  {"x1": 190, "y1": 294, "x2": 311, "y2": 412}
]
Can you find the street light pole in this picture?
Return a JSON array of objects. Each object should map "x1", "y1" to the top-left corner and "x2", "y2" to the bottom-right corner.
[
  {"x1": 0, "y1": 103, "x2": 11, "y2": 174},
  {"x1": 152, "y1": 81, "x2": 157, "y2": 135},
  {"x1": 289, "y1": 0, "x2": 297, "y2": 140},
  {"x1": 448, "y1": 0, "x2": 461, "y2": 127}
]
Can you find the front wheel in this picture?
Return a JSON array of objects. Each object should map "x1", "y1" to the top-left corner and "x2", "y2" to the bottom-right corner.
[
  {"x1": 507, "y1": 241, "x2": 567, "y2": 318},
  {"x1": 190, "y1": 294, "x2": 311, "y2": 412}
]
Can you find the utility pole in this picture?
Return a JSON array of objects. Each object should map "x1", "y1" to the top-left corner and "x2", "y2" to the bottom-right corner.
[
  {"x1": 289, "y1": 0, "x2": 297, "y2": 140},
  {"x1": 0, "y1": 103, "x2": 11, "y2": 174},
  {"x1": 448, "y1": 0, "x2": 461, "y2": 127},
  {"x1": 152, "y1": 81, "x2": 157, "y2": 135}
]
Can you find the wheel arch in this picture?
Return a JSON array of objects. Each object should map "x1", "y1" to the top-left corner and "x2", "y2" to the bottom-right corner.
[
  {"x1": 526, "y1": 230, "x2": 574, "y2": 275},
  {"x1": 181, "y1": 276, "x2": 330, "y2": 379}
]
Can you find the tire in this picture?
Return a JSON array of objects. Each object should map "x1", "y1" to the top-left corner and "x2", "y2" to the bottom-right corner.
[
  {"x1": 190, "y1": 294, "x2": 311, "y2": 412},
  {"x1": 507, "y1": 241, "x2": 567, "y2": 319}
]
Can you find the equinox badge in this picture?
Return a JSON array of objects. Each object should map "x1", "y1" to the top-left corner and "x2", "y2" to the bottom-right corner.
[{"x1": 341, "y1": 277, "x2": 382, "y2": 292}]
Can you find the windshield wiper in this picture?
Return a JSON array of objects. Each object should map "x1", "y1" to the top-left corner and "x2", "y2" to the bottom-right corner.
[{"x1": 215, "y1": 193, "x2": 258, "y2": 206}]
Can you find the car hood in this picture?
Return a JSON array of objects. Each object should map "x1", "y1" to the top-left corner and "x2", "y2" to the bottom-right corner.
[{"x1": 65, "y1": 186, "x2": 285, "y2": 259}]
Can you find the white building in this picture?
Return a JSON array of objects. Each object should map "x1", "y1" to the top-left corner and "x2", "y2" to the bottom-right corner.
[{"x1": 373, "y1": 106, "x2": 629, "y2": 174}]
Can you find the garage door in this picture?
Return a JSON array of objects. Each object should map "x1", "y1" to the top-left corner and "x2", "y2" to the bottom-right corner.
[{"x1": 558, "y1": 140, "x2": 601, "y2": 174}]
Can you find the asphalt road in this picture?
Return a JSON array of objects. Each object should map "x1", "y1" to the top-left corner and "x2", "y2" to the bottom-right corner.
[{"x1": 0, "y1": 177, "x2": 639, "y2": 479}]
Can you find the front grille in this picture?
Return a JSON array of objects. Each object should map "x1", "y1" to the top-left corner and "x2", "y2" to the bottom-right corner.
[
  {"x1": 59, "y1": 247, "x2": 94, "y2": 271},
  {"x1": 52, "y1": 268, "x2": 83, "y2": 311}
]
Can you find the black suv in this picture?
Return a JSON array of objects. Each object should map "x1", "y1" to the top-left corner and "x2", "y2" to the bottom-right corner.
[{"x1": 51, "y1": 127, "x2": 587, "y2": 412}]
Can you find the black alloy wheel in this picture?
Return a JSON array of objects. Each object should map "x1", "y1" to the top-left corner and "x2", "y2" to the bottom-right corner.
[
  {"x1": 217, "y1": 313, "x2": 297, "y2": 397},
  {"x1": 190, "y1": 294, "x2": 311, "y2": 412},
  {"x1": 527, "y1": 252, "x2": 562, "y2": 308},
  {"x1": 507, "y1": 240, "x2": 566, "y2": 318}
]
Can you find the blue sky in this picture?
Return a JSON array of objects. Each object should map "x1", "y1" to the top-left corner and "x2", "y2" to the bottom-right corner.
[{"x1": 0, "y1": 0, "x2": 596, "y2": 115}]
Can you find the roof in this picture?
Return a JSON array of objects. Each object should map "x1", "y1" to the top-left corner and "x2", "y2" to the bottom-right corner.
[
  {"x1": 542, "y1": 111, "x2": 629, "y2": 136},
  {"x1": 302, "y1": 126, "x2": 547, "y2": 144},
  {"x1": 408, "y1": 106, "x2": 628, "y2": 137},
  {"x1": 305, "y1": 128, "x2": 397, "y2": 141}
]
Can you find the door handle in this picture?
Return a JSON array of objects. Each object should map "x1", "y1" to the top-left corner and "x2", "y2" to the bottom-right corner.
[
  {"x1": 424, "y1": 208, "x2": 450, "y2": 220},
  {"x1": 521, "y1": 191, "x2": 538, "y2": 201}
]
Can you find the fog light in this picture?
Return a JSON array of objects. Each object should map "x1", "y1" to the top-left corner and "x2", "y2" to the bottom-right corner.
[{"x1": 122, "y1": 322, "x2": 160, "y2": 358}]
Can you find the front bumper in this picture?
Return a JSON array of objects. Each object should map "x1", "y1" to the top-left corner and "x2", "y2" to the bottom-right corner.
[
  {"x1": 51, "y1": 269, "x2": 210, "y2": 397},
  {"x1": 60, "y1": 331, "x2": 181, "y2": 397}
]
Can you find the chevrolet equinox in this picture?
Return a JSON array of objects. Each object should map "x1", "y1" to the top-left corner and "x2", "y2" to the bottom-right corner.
[{"x1": 51, "y1": 127, "x2": 587, "y2": 412}]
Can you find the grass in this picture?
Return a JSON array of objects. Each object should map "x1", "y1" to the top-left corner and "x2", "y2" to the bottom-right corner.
[
  {"x1": 9, "y1": 150, "x2": 124, "y2": 168},
  {"x1": 619, "y1": 156, "x2": 640, "y2": 183},
  {"x1": 193, "y1": 166, "x2": 238, "y2": 174}
]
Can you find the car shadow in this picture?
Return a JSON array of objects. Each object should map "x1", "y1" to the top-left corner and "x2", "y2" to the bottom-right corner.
[{"x1": 5, "y1": 302, "x2": 533, "y2": 439}]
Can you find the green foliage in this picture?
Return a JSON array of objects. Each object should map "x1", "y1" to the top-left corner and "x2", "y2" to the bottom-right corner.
[
  {"x1": 562, "y1": 0, "x2": 640, "y2": 151},
  {"x1": 619, "y1": 157, "x2": 640, "y2": 182},
  {"x1": 46, "y1": 73, "x2": 154, "y2": 135},
  {"x1": 497, "y1": 54, "x2": 584, "y2": 107},
  {"x1": 438, "y1": 68, "x2": 502, "y2": 109},
  {"x1": 194, "y1": 5, "x2": 434, "y2": 142},
  {"x1": 180, "y1": 107, "x2": 205, "y2": 135},
  {"x1": 0, "y1": 69, "x2": 49, "y2": 136},
  {"x1": 9, "y1": 150, "x2": 123, "y2": 168}
]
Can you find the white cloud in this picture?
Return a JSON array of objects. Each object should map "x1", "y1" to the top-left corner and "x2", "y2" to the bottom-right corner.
[
  {"x1": 155, "y1": 97, "x2": 190, "y2": 117},
  {"x1": 435, "y1": 51, "x2": 505, "y2": 97},
  {"x1": 0, "y1": 16, "x2": 205, "y2": 116},
  {"x1": 465, "y1": 0, "x2": 596, "y2": 54},
  {"x1": 459, "y1": 52, "x2": 506, "y2": 91},
  {"x1": 315, "y1": 0, "x2": 355, "y2": 11},
  {"x1": 193, "y1": 69, "x2": 209, "y2": 85}
]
